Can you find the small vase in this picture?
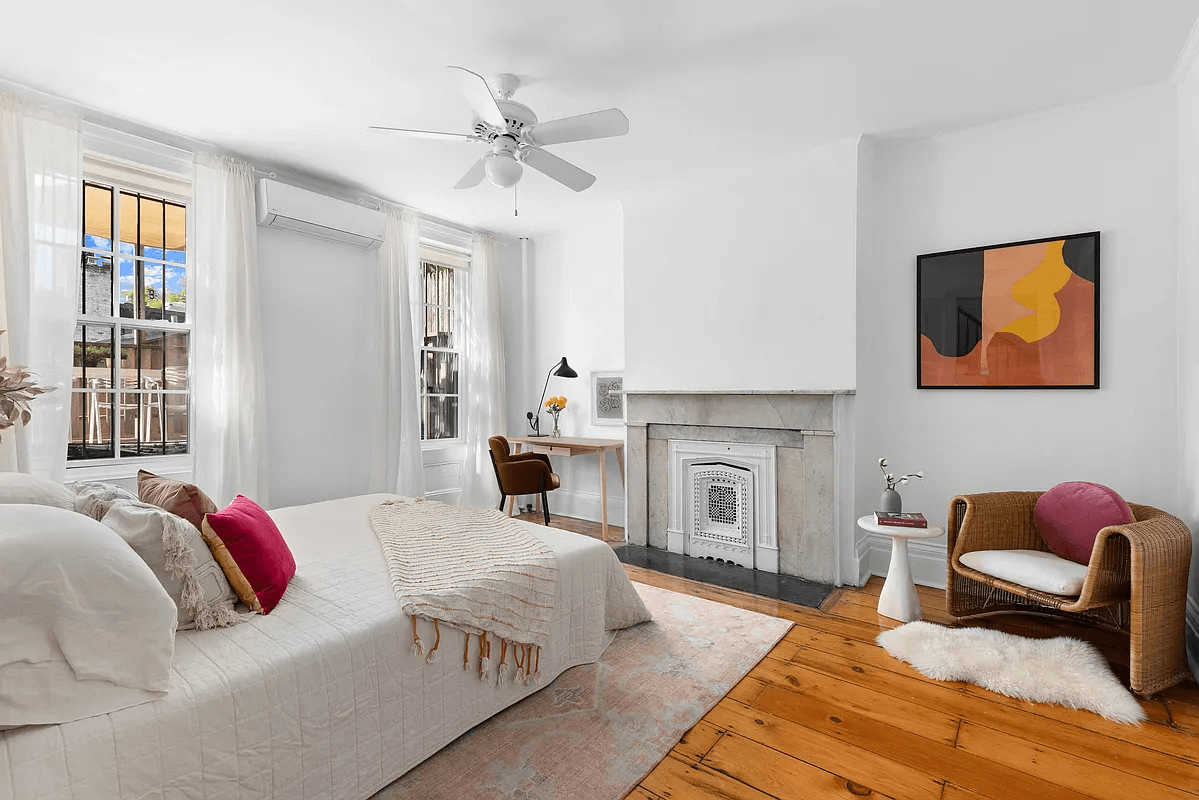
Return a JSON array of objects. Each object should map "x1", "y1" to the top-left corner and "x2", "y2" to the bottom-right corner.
[
  {"x1": 551, "y1": 413, "x2": 561, "y2": 438},
  {"x1": 879, "y1": 487, "x2": 902, "y2": 513}
]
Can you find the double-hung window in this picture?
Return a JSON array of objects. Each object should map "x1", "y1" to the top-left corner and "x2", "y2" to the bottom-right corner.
[
  {"x1": 419, "y1": 258, "x2": 465, "y2": 441},
  {"x1": 69, "y1": 179, "x2": 191, "y2": 462}
]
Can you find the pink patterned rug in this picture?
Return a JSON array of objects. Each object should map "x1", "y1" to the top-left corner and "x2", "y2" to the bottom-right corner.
[{"x1": 372, "y1": 581, "x2": 792, "y2": 800}]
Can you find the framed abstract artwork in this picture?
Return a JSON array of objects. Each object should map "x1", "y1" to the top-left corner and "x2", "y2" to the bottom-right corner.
[
  {"x1": 590, "y1": 371, "x2": 625, "y2": 426},
  {"x1": 916, "y1": 231, "x2": 1099, "y2": 389}
]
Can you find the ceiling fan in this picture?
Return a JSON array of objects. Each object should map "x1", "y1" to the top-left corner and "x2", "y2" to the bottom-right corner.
[{"x1": 370, "y1": 67, "x2": 629, "y2": 193}]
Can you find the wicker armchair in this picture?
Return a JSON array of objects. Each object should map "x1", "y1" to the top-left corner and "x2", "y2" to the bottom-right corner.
[{"x1": 947, "y1": 491, "x2": 1192, "y2": 696}]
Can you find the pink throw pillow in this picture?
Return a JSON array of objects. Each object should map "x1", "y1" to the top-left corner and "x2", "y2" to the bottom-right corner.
[
  {"x1": 200, "y1": 495, "x2": 296, "y2": 614},
  {"x1": 1033, "y1": 482, "x2": 1135, "y2": 565}
]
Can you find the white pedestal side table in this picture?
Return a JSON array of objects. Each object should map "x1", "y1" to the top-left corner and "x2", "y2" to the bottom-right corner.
[{"x1": 857, "y1": 514, "x2": 946, "y2": 622}]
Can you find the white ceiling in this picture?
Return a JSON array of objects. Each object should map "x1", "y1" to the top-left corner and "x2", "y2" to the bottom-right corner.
[{"x1": 1, "y1": 1, "x2": 1195, "y2": 235}]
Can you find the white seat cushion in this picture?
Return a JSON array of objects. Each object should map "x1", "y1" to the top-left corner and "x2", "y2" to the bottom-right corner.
[{"x1": 959, "y1": 549, "x2": 1089, "y2": 596}]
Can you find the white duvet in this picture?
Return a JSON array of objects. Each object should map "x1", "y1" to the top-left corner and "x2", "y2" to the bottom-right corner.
[{"x1": 0, "y1": 494, "x2": 651, "y2": 800}]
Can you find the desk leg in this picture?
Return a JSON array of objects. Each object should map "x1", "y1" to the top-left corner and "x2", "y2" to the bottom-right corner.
[
  {"x1": 507, "y1": 443, "x2": 522, "y2": 517},
  {"x1": 615, "y1": 447, "x2": 625, "y2": 485},
  {"x1": 599, "y1": 449, "x2": 608, "y2": 541}
]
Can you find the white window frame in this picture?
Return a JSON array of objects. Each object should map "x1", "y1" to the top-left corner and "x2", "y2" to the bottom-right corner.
[
  {"x1": 68, "y1": 156, "x2": 195, "y2": 476},
  {"x1": 418, "y1": 246, "x2": 468, "y2": 449}
]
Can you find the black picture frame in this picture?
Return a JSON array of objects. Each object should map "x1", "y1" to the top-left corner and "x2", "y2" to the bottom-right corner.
[{"x1": 916, "y1": 231, "x2": 1100, "y2": 389}]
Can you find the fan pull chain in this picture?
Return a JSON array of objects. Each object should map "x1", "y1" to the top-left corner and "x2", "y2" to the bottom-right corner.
[{"x1": 513, "y1": 183, "x2": 519, "y2": 217}]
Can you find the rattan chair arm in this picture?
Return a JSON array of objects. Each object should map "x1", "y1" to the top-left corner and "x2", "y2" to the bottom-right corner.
[
  {"x1": 1077, "y1": 507, "x2": 1193, "y2": 607},
  {"x1": 947, "y1": 491, "x2": 1045, "y2": 563}
]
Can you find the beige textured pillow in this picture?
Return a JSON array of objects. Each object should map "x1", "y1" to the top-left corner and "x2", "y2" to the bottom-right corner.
[
  {"x1": 0, "y1": 472, "x2": 74, "y2": 511},
  {"x1": 137, "y1": 470, "x2": 218, "y2": 529},
  {"x1": 73, "y1": 480, "x2": 140, "y2": 520},
  {"x1": 102, "y1": 499, "x2": 241, "y2": 630}
]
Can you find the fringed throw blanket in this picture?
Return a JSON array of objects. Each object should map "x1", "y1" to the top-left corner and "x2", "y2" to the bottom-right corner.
[{"x1": 370, "y1": 498, "x2": 557, "y2": 687}]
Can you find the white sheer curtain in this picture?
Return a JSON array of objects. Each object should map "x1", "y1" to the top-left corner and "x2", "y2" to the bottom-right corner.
[
  {"x1": 0, "y1": 93, "x2": 80, "y2": 479},
  {"x1": 193, "y1": 154, "x2": 269, "y2": 507},
  {"x1": 368, "y1": 207, "x2": 425, "y2": 498},
  {"x1": 460, "y1": 233, "x2": 507, "y2": 508}
]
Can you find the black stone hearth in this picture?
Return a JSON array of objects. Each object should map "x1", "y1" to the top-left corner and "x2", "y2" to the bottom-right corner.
[{"x1": 613, "y1": 544, "x2": 833, "y2": 609}]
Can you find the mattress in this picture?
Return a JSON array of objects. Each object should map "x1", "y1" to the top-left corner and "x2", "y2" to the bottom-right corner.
[{"x1": 0, "y1": 494, "x2": 651, "y2": 800}]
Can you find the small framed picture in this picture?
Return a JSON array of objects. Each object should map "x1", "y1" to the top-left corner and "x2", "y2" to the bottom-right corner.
[{"x1": 590, "y1": 371, "x2": 625, "y2": 426}]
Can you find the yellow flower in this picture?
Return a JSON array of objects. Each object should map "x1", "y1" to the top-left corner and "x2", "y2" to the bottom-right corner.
[
  {"x1": 557, "y1": 397, "x2": 567, "y2": 408},
  {"x1": 544, "y1": 398, "x2": 555, "y2": 408}
]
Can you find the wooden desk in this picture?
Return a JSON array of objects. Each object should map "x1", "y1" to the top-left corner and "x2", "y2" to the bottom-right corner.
[{"x1": 506, "y1": 436, "x2": 625, "y2": 540}]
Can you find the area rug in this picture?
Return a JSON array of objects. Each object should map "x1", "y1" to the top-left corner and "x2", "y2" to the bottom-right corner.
[
  {"x1": 877, "y1": 620, "x2": 1145, "y2": 724},
  {"x1": 372, "y1": 582, "x2": 792, "y2": 799}
]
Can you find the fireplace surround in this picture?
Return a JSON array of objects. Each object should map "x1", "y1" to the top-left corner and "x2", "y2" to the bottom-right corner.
[{"x1": 623, "y1": 390, "x2": 851, "y2": 584}]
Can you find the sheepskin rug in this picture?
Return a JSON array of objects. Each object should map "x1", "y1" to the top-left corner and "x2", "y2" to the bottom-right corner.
[{"x1": 877, "y1": 621, "x2": 1145, "y2": 724}]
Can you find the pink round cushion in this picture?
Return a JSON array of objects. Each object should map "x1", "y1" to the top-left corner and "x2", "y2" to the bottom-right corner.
[{"x1": 1033, "y1": 482, "x2": 1135, "y2": 565}]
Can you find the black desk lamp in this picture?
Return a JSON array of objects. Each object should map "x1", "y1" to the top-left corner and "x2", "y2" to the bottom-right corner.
[{"x1": 527, "y1": 356, "x2": 578, "y2": 436}]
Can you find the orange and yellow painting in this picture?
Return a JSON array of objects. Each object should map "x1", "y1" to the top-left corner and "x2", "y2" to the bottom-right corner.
[{"x1": 917, "y1": 232, "x2": 1099, "y2": 388}]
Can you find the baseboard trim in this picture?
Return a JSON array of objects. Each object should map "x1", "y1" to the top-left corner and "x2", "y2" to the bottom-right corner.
[
  {"x1": 1187, "y1": 595, "x2": 1199, "y2": 686},
  {"x1": 509, "y1": 488, "x2": 625, "y2": 528},
  {"x1": 860, "y1": 532, "x2": 947, "y2": 590},
  {"x1": 855, "y1": 533, "x2": 874, "y2": 587}
]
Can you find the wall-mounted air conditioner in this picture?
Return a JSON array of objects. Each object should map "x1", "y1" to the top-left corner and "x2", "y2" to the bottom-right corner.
[{"x1": 255, "y1": 178, "x2": 385, "y2": 250}]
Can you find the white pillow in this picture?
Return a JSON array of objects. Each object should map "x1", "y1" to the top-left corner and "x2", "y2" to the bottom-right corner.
[
  {"x1": 0, "y1": 471, "x2": 73, "y2": 511},
  {"x1": 73, "y1": 479, "x2": 139, "y2": 520},
  {"x1": 959, "y1": 549, "x2": 1089, "y2": 596},
  {"x1": 102, "y1": 500, "x2": 241, "y2": 630},
  {"x1": 0, "y1": 504, "x2": 177, "y2": 727}
]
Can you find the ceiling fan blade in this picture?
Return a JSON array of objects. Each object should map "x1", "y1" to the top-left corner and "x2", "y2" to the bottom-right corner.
[
  {"x1": 454, "y1": 157, "x2": 487, "y2": 190},
  {"x1": 446, "y1": 66, "x2": 507, "y2": 130},
  {"x1": 521, "y1": 148, "x2": 596, "y2": 192},
  {"x1": 524, "y1": 109, "x2": 629, "y2": 147},
  {"x1": 369, "y1": 126, "x2": 478, "y2": 142}
]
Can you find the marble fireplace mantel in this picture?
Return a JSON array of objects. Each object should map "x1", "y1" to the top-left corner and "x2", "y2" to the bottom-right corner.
[{"x1": 622, "y1": 390, "x2": 852, "y2": 584}]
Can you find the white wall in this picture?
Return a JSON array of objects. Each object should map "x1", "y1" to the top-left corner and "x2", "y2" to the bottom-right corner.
[
  {"x1": 517, "y1": 205, "x2": 626, "y2": 523},
  {"x1": 257, "y1": 227, "x2": 378, "y2": 508},
  {"x1": 1176, "y1": 63, "x2": 1199, "y2": 678},
  {"x1": 855, "y1": 84, "x2": 1181, "y2": 586},
  {"x1": 623, "y1": 136, "x2": 860, "y2": 392}
]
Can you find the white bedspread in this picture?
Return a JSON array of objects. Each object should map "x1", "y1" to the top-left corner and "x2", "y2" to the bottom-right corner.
[{"x1": 0, "y1": 494, "x2": 651, "y2": 800}]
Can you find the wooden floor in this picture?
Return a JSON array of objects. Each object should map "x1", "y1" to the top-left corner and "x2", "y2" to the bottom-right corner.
[{"x1": 535, "y1": 514, "x2": 1199, "y2": 800}]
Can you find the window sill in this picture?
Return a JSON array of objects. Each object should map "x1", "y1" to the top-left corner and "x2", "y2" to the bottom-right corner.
[
  {"x1": 422, "y1": 439, "x2": 465, "y2": 451},
  {"x1": 66, "y1": 453, "x2": 194, "y2": 483}
]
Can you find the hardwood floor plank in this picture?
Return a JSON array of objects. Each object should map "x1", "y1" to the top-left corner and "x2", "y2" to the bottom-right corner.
[
  {"x1": 671, "y1": 720, "x2": 725, "y2": 764},
  {"x1": 750, "y1": 656, "x2": 960, "y2": 744},
  {"x1": 955, "y1": 720, "x2": 1199, "y2": 800},
  {"x1": 783, "y1": 610, "x2": 896, "y2": 645},
  {"x1": 625, "y1": 787, "x2": 665, "y2": 800},
  {"x1": 726, "y1": 675, "x2": 767, "y2": 706},
  {"x1": 749, "y1": 684, "x2": 1096, "y2": 800},
  {"x1": 784, "y1": 632, "x2": 1196, "y2": 763},
  {"x1": 828, "y1": 587, "x2": 953, "y2": 619},
  {"x1": 1165, "y1": 698, "x2": 1199, "y2": 734},
  {"x1": 940, "y1": 785, "x2": 996, "y2": 800},
  {"x1": 638, "y1": 753, "x2": 777, "y2": 800},
  {"x1": 705, "y1": 699, "x2": 944, "y2": 800},
  {"x1": 701, "y1": 730, "x2": 902, "y2": 800},
  {"x1": 1163, "y1": 681, "x2": 1199, "y2": 706}
]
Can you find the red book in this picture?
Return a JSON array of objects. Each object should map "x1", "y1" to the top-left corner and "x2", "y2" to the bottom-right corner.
[{"x1": 875, "y1": 512, "x2": 928, "y2": 528}]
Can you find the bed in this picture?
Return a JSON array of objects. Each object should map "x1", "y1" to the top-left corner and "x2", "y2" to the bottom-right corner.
[{"x1": 0, "y1": 494, "x2": 650, "y2": 800}]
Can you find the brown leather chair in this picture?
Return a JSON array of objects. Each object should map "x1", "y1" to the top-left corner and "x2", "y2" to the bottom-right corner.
[{"x1": 488, "y1": 435, "x2": 561, "y2": 525}]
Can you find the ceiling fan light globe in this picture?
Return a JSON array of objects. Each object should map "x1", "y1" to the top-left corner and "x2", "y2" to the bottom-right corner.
[{"x1": 485, "y1": 153, "x2": 523, "y2": 188}]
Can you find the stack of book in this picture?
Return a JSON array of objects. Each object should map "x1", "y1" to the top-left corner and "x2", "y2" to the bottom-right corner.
[{"x1": 874, "y1": 511, "x2": 928, "y2": 528}]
